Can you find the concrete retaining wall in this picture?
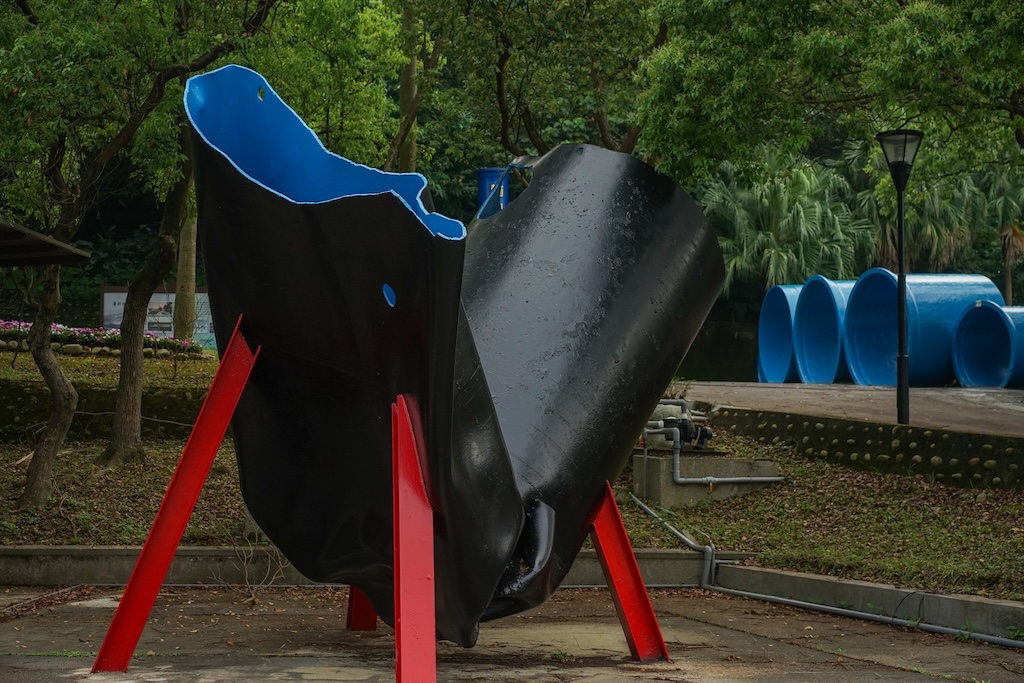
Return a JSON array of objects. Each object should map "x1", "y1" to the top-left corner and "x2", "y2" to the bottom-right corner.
[
  {"x1": 717, "y1": 564, "x2": 1024, "y2": 643},
  {"x1": 0, "y1": 546, "x2": 753, "y2": 589},
  {"x1": 705, "y1": 405, "x2": 1024, "y2": 488}
]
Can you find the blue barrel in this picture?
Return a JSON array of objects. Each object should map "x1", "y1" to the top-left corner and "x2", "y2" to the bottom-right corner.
[
  {"x1": 793, "y1": 276, "x2": 855, "y2": 383},
  {"x1": 952, "y1": 302, "x2": 1024, "y2": 388},
  {"x1": 843, "y1": 268, "x2": 1004, "y2": 386},
  {"x1": 475, "y1": 167, "x2": 509, "y2": 217},
  {"x1": 758, "y1": 284, "x2": 803, "y2": 383}
]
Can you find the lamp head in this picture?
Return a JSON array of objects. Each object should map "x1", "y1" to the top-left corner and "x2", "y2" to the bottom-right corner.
[{"x1": 876, "y1": 129, "x2": 924, "y2": 193}]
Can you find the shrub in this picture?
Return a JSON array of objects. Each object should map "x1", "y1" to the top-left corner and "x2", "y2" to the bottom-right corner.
[{"x1": 0, "y1": 320, "x2": 203, "y2": 354}]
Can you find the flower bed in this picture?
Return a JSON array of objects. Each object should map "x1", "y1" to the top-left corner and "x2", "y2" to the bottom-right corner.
[{"x1": 0, "y1": 320, "x2": 203, "y2": 354}]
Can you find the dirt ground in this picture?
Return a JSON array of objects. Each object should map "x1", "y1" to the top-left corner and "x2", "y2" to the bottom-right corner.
[{"x1": 3, "y1": 585, "x2": 1023, "y2": 682}]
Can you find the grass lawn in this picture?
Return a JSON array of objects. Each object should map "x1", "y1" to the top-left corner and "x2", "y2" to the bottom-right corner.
[{"x1": 1, "y1": 353, "x2": 1023, "y2": 602}]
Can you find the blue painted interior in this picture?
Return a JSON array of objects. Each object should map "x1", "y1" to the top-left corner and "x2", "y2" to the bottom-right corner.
[
  {"x1": 184, "y1": 64, "x2": 465, "y2": 241},
  {"x1": 953, "y1": 302, "x2": 1024, "y2": 388},
  {"x1": 474, "y1": 167, "x2": 510, "y2": 219},
  {"x1": 382, "y1": 283, "x2": 397, "y2": 308},
  {"x1": 843, "y1": 269, "x2": 897, "y2": 385},
  {"x1": 793, "y1": 276, "x2": 854, "y2": 383},
  {"x1": 757, "y1": 284, "x2": 802, "y2": 383}
]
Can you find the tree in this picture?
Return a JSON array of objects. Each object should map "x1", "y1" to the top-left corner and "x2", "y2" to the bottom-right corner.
[
  {"x1": 639, "y1": 0, "x2": 1024, "y2": 182},
  {"x1": 173, "y1": 211, "x2": 198, "y2": 341},
  {"x1": 439, "y1": 0, "x2": 666, "y2": 157},
  {"x1": 1001, "y1": 222, "x2": 1024, "y2": 304},
  {"x1": 99, "y1": 126, "x2": 193, "y2": 467},
  {"x1": 245, "y1": 0, "x2": 432, "y2": 170},
  {"x1": 848, "y1": 140, "x2": 979, "y2": 274},
  {"x1": 980, "y1": 167, "x2": 1024, "y2": 303},
  {"x1": 698, "y1": 149, "x2": 873, "y2": 294},
  {"x1": 0, "y1": 0, "x2": 283, "y2": 506}
]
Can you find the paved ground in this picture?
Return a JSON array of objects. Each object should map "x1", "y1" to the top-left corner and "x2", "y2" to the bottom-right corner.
[
  {"x1": 682, "y1": 382, "x2": 1024, "y2": 438},
  {"x1": 3, "y1": 585, "x2": 1024, "y2": 682},
  {"x1": 4, "y1": 382, "x2": 1023, "y2": 682}
]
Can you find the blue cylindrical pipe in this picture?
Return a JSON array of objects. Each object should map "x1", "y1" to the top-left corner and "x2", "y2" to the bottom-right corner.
[
  {"x1": 475, "y1": 167, "x2": 509, "y2": 217},
  {"x1": 952, "y1": 302, "x2": 1024, "y2": 388},
  {"x1": 843, "y1": 268, "x2": 1004, "y2": 386},
  {"x1": 757, "y1": 284, "x2": 802, "y2": 383},
  {"x1": 793, "y1": 276, "x2": 855, "y2": 384}
]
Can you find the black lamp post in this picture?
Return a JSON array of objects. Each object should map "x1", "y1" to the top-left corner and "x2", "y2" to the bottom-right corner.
[{"x1": 876, "y1": 129, "x2": 923, "y2": 426}]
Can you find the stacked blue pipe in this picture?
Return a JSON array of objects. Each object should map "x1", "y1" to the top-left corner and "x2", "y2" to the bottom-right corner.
[
  {"x1": 757, "y1": 284, "x2": 802, "y2": 382},
  {"x1": 793, "y1": 276, "x2": 855, "y2": 383},
  {"x1": 843, "y1": 268, "x2": 1004, "y2": 386},
  {"x1": 952, "y1": 302, "x2": 1024, "y2": 388}
]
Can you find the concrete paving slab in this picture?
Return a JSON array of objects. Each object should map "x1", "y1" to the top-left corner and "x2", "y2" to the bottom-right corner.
[
  {"x1": 3, "y1": 586, "x2": 1024, "y2": 682},
  {"x1": 682, "y1": 382, "x2": 1024, "y2": 438}
]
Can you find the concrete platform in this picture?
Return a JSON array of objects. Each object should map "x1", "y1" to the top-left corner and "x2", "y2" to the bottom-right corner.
[
  {"x1": 678, "y1": 382, "x2": 1024, "y2": 487},
  {"x1": 4, "y1": 585, "x2": 1024, "y2": 682},
  {"x1": 681, "y1": 382, "x2": 1024, "y2": 438},
  {"x1": 632, "y1": 453, "x2": 782, "y2": 506}
]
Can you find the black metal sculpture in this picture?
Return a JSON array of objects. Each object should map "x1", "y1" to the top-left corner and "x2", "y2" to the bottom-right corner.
[{"x1": 184, "y1": 64, "x2": 724, "y2": 647}]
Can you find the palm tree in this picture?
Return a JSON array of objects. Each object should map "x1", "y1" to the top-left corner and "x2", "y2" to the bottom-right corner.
[
  {"x1": 975, "y1": 166, "x2": 1024, "y2": 305},
  {"x1": 849, "y1": 141, "x2": 978, "y2": 274},
  {"x1": 1001, "y1": 222, "x2": 1024, "y2": 305},
  {"x1": 699, "y1": 148, "x2": 873, "y2": 294}
]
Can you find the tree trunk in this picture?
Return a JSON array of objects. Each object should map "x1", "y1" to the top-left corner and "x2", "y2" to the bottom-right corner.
[
  {"x1": 398, "y1": 1, "x2": 417, "y2": 173},
  {"x1": 99, "y1": 135, "x2": 194, "y2": 468},
  {"x1": 174, "y1": 210, "x2": 198, "y2": 341},
  {"x1": 18, "y1": 265, "x2": 78, "y2": 509},
  {"x1": 1006, "y1": 261, "x2": 1014, "y2": 306}
]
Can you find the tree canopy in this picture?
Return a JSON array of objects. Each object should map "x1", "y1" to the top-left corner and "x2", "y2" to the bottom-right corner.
[{"x1": 639, "y1": 0, "x2": 1024, "y2": 181}]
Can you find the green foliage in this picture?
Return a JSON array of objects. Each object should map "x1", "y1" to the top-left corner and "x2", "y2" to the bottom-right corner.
[
  {"x1": 0, "y1": 0, "x2": 280, "y2": 237},
  {"x1": 434, "y1": 0, "x2": 663, "y2": 156},
  {"x1": 0, "y1": 318, "x2": 203, "y2": 353},
  {"x1": 0, "y1": 439, "x2": 244, "y2": 546},
  {"x1": 697, "y1": 149, "x2": 873, "y2": 293},
  {"x1": 675, "y1": 431, "x2": 1024, "y2": 602},
  {"x1": 640, "y1": 0, "x2": 1024, "y2": 183},
  {"x1": 248, "y1": 0, "x2": 405, "y2": 167}
]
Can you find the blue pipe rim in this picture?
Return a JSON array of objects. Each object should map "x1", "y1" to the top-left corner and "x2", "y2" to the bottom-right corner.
[
  {"x1": 757, "y1": 284, "x2": 802, "y2": 383},
  {"x1": 843, "y1": 268, "x2": 919, "y2": 386},
  {"x1": 952, "y1": 301, "x2": 1019, "y2": 388},
  {"x1": 793, "y1": 275, "x2": 854, "y2": 384}
]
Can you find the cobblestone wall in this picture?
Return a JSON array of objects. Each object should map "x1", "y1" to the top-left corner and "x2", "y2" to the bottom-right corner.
[{"x1": 704, "y1": 405, "x2": 1024, "y2": 488}]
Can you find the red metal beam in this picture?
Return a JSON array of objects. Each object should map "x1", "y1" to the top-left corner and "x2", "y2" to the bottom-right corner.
[
  {"x1": 392, "y1": 395, "x2": 436, "y2": 681},
  {"x1": 345, "y1": 586, "x2": 379, "y2": 631},
  {"x1": 92, "y1": 318, "x2": 259, "y2": 673},
  {"x1": 589, "y1": 481, "x2": 670, "y2": 662}
]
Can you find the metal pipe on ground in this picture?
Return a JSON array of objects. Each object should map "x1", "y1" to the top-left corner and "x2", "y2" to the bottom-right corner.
[
  {"x1": 711, "y1": 585, "x2": 1024, "y2": 650},
  {"x1": 640, "y1": 427, "x2": 785, "y2": 488},
  {"x1": 626, "y1": 495, "x2": 1024, "y2": 650},
  {"x1": 629, "y1": 494, "x2": 714, "y2": 588}
]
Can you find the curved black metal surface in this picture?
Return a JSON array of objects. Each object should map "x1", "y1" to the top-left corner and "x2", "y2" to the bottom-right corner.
[
  {"x1": 185, "y1": 65, "x2": 724, "y2": 646},
  {"x1": 465, "y1": 144, "x2": 725, "y2": 618}
]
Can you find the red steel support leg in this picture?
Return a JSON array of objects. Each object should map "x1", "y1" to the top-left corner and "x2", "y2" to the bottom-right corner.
[
  {"x1": 589, "y1": 481, "x2": 670, "y2": 662},
  {"x1": 392, "y1": 395, "x2": 436, "y2": 682},
  {"x1": 345, "y1": 586, "x2": 379, "y2": 631},
  {"x1": 93, "y1": 318, "x2": 259, "y2": 673}
]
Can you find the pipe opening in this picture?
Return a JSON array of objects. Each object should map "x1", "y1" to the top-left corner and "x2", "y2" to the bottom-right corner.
[
  {"x1": 794, "y1": 277, "x2": 851, "y2": 383},
  {"x1": 758, "y1": 285, "x2": 801, "y2": 382},
  {"x1": 844, "y1": 270, "x2": 897, "y2": 385},
  {"x1": 953, "y1": 303, "x2": 1013, "y2": 387}
]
